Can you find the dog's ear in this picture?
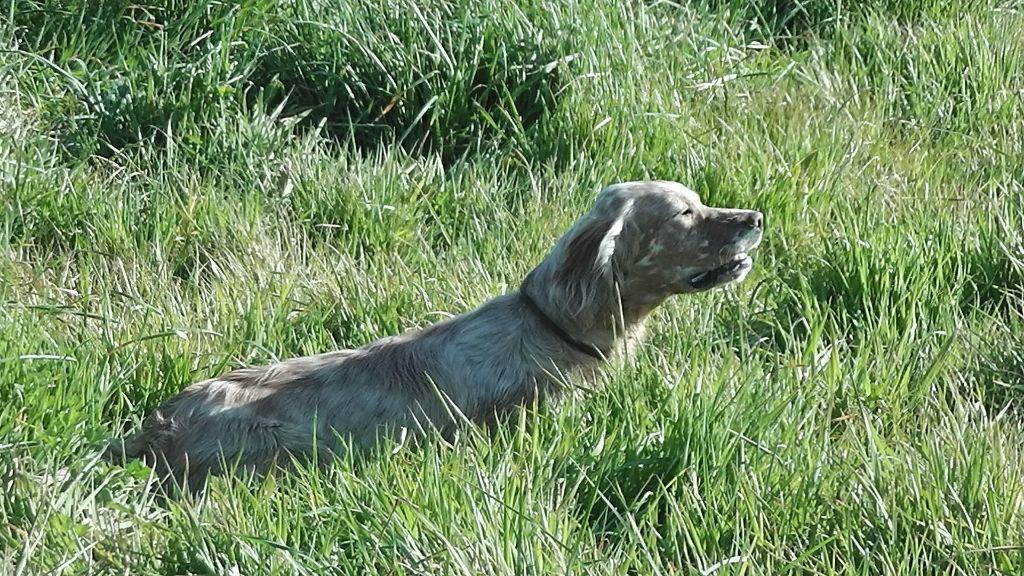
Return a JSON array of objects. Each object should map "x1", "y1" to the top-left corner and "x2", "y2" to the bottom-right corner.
[{"x1": 555, "y1": 196, "x2": 635, "y2": 320}]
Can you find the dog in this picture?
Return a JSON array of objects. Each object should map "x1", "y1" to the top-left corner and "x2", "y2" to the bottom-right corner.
[{"x1": 103, "y1": 180, "x2": 763, "y2": 489}]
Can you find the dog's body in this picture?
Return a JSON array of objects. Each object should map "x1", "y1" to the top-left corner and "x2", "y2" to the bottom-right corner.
[{"x1": 105, "y1": 180, "x2": 763, "y2": 489}]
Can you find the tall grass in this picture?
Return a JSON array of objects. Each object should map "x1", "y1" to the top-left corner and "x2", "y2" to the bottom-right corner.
[{"x1": 3, "y1": 0, "x2": 1024, "y2": 573}]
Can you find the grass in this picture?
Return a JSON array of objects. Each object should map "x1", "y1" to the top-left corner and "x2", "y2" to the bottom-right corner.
[{"x1": 3, "y1": 0, "x2": 1024, "y2": 573}]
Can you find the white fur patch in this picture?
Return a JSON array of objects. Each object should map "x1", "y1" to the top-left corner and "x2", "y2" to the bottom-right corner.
[
  {"x1": 636, "y1": 240, "x2": 666, "y2": 268},
  {"x1": 596, "y1": 199, "x2": 635, "y2": 268}
]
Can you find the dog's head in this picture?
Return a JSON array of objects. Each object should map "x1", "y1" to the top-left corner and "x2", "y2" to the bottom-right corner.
[
  {"x1": 546, "y1": 181, "x2": 763, "y2": 319},
  {"x1": 621, "y1": 180, "x2": 763, "y2": 294}
]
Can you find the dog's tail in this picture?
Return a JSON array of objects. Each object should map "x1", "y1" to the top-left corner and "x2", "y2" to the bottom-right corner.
[
  {"x1": 100, "y1": 431, "x2": 152, "y2": 465},
  {"x1": 100, "y1": 412, "x2": 173, "y2": 466}
]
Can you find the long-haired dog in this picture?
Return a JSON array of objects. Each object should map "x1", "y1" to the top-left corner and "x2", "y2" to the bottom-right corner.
[{"x1": 104, "y1": 180, "x2": 763, "y2": 489}]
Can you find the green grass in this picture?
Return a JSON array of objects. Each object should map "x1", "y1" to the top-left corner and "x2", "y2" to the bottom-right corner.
[{"x1": 3, "y1": 0, "x2": 1024, "y2": 573}]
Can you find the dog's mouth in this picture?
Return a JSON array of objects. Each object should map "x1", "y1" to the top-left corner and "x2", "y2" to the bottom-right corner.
[{"x1": 688, "y1": 252, "x2": 754, "y2": 290}]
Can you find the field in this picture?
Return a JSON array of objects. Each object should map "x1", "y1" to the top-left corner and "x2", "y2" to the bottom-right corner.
[{"x1": 3, "y1": 0, "x2": 1024, "y2": 573}]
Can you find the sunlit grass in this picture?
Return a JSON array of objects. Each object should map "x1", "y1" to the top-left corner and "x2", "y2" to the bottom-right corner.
[{"x1": 2, "y1": 0, "x2": 1023, "y2": 573}]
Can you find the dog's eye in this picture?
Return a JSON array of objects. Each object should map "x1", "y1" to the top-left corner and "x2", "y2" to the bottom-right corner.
[{"x1": 679, "y1": 207, "x2": 692, "y2": 217}]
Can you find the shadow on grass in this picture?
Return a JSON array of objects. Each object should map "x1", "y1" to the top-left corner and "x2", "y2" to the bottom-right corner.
[
  {"x1": 685, "y1": 0, "x2": 977, "y2": 49},
  {"x1": 967, "y1": 299, "x2": 1024, "y2": 416},
  {"x1": 14, "y1": 0, "x2": 568, "y2": 168}
]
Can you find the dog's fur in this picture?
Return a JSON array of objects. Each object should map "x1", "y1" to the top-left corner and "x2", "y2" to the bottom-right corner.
[{"x1": 103, "y1": 180, "x2": 763, "y2": 489}]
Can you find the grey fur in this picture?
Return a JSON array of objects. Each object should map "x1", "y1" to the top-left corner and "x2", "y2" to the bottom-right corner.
[{"x1": 103, "y1": 180, "x2": 764, "y2": 489}]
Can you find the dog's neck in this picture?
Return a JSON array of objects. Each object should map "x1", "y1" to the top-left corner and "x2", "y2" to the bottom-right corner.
[
  {"x1": 519, "y1": 269, "x2": 660, "y2": 359},
  {"x1": 518, "y1": 290, "x2": 607, "y2": 359}
]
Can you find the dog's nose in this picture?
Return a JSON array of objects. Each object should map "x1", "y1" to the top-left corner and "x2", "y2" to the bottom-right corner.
[{"x1": 747, "y1": 211, "x2": 763, "y2": 229}]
